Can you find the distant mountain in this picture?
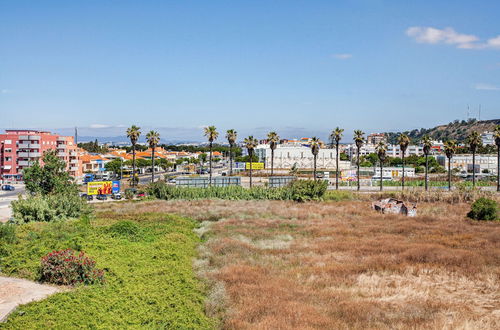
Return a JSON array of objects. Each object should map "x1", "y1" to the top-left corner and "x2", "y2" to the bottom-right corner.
[
  {"x1": 76, "y1": 136, "x2": 199, "y2": 145},
  {"x1": 384, "y1": 119, "x2": 500, "y2": 144}
]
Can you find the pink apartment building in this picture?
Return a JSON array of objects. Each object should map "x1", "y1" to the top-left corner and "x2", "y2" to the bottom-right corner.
[{"x1": 0, "y1": 130, "x2": 83, "y2": 182}]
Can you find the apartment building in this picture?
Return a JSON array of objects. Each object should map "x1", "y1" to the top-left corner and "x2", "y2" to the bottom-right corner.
[{"x1": 0, "y1": 130, "x2": 82, "y2": 182}]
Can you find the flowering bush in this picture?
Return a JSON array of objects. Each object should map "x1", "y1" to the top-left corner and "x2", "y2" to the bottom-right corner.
[{"x1": 39, "y1": 249, "x2": 105, "y2": 286}]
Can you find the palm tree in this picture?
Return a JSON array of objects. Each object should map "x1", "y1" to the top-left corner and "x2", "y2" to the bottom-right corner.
[
  {"x1": 244, "y1": 136, "x2": 258, "y2": 188},
  {"x1": 330, "y1": 127, "x2": 344, "y2": 190},
  {"x1": 267, "y1": 131, "x2": 280, "y2": 176},
  {"x1": 466, "y1": 131, "x2": 482, "y2": 188},
  {"x1": 376, "y1": 141, "x2": 387, "y2": 191},
  {"x1": 397, "y1": 133, "x2": 410, "y2": 190},
  {"x1": 226, "y1": 129, "x2": 237, "y2": 176},
  {"x1": 353, "y1": 130, "x2": 365, "y2": 191},
  {"x1": 310, "y1": 137, "x2": 320, "y2": 181},
  {"x1": 443, "y1": 140, "x2": 457, "y2": 191},
  {"x1": 421, "y1": 135, "x2": 432, "y2": 191},
  {"x1": 126, "y1": 125, "x2": 141, "y2": 187},
  {"x1": 204, "y1": 126, "x2": 218, "y2": 186},
  {"x1": 494, "y1": 125, "x2": 500, "y2": 192},
  {"x1": 146, "y1": 130, "x2": 160, "y2": 184}
]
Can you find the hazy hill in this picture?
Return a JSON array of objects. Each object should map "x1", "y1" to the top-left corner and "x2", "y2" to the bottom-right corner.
[{"x1": 385, "y1": 119, "x2": 500, "y2": 144}]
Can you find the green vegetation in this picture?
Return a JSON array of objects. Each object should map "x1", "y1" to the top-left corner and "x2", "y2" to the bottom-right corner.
[
  {"x1": 77, "y1": 139, "x2": 109, "y2": 154},
  {"x1": 467, "y1": 197, "x2": 499, "y2": 221},
  {"x1": 147, "y1": 180, "x2": 328, "y2": 202},
  {"x1": 0, "y1": 214, "x2": 215, "y2": 329}
]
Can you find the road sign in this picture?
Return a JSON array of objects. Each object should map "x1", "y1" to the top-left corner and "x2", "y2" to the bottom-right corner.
[{"x1": 245, "y1": 162, "x2": 264, "y2": 170}]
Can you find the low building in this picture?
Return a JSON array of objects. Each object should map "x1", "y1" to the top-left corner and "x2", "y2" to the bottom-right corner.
[{"x1": 437, "y1": 154, "x2": 498, "y2": 174}]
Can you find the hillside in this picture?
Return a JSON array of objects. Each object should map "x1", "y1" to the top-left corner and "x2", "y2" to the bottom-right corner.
[{"x1": 385, "y1": 119, "x2": 500, "y2": 144}]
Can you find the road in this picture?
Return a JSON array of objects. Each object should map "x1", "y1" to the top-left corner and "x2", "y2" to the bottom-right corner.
[{"x1": 0, "y1": 184, "x2": 25, "y2": 222}]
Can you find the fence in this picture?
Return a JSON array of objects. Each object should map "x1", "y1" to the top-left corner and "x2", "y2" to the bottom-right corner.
[
  {"x1": 175, "y1": 176, "x2": 241, "y2": 188},
  {"x1": 268, "y1": 176, "x2": 296, "y2": 188}
]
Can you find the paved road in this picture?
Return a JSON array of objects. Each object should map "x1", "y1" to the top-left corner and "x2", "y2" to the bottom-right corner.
[{"x1": 0, "y1": 184, "x2": 25, "y2": 222}]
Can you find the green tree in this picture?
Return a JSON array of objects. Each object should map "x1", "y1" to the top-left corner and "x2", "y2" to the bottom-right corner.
[
  {"x1": 310, "y1": 137, "x2": 320, "y2": 181},
  {"x1": 146, "y1": 130, "x2": 160, "y2": 183},
  {"x1": 126, "y1": 125, "x2": 141, "y2": 187},
  {"x1": 226, "y1": 129, "x2": 237, "y2": 175},
  {"x1": 244, "y1": 136, "x2": 258, "y2": 188},
  {"x1": 376, "y1": 141, "x2": 387, "y2": 191},
  {"x1": 353, "y1": 130, "x2": 365, "y2": 191},
  {"x1": 23, "y1": 150, "x2": 76, "y2": 195},
  {"x1": 466, "y1": 131, "x2": 482, "y2": 188},
  {"x1": 204, "y1": 126, "x2": 218, "y2": 185},
  {"x1": 397, "y1": 133, "x2": 410, "y2": 190},
  {"x1": 267, "y1": 131, "x2": 280, "y2": 176},
  {"x1": 105, "y1": 159, "x2": 122, "y2": 176},
  {"x1": 330, "y1": 127, "x2": 344, "y2": 190},
  {"x1": 443, "y1": 140, "x2": 457, "y2": 191},
  {"x1": 421, "y1": 135, "x2": 432, "y2": 191}
]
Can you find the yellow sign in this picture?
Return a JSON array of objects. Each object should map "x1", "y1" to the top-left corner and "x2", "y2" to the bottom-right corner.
[
  {"x1": 245, "y1": 162, "x2": 264, "y2": 170},
  {"x1": 87, "y1": 181, "x2": 113, "y2": 195}
]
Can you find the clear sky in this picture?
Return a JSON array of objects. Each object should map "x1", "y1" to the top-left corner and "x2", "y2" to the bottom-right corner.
[{"x1": 1, "y1": 0, "x2": 499, "y2": 141}]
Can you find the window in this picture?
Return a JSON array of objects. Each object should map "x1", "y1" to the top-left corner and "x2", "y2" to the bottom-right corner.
[
  {"x1": 4, "y1": 148, "x2": 12, "y2": 153},
  {"x1": 5, "y1": 157, "x2": 12, "y2": 161},
  {"x1": 4, "y1": 140, "x2": 12, "y2": 144}
]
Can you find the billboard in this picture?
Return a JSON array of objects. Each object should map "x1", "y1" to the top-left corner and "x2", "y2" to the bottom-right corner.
[
  {"x1": 87, "y1": 181, "x2": 120, "y2": 195},
  {"x1": 245, "y1": 162, "x2": 264, "y2": 170}
]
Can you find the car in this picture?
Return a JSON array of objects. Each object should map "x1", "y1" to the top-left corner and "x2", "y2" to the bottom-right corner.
[
  {"x1": 136, "y1": 191, "x2": 146, "y2": 197},
  {"x1": 96, "y1": 194, "x2": 108, "y2": 201},
  {"x1": 80, "y1": 193, "x2": 94, "y2": 201},
  {"x1": 1, "y1": 185, "x2": 15, "y2": 191},
  {"x1": 111, "y1": 193, "x2": 122, "y2": 200}
]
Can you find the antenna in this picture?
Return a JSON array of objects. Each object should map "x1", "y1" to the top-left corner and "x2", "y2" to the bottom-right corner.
[
  {"x1": 467, "y1": 104, "x2": 470, "y2": 119},
  {"x1": 75, "y1": 127, "x2": 78, "y2": 144},
  {"x1": 478, "y1": 104, "x2": 481, "y2": 121}
]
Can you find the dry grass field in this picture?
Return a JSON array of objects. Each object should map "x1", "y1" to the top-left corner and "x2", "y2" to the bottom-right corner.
[{"x1": 97, "y1": 198, "x2": 500, "y2": 329}]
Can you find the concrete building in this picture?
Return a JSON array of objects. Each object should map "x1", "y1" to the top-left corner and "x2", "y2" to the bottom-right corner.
[
  {"x1": 255, "y1": 144, "x2": 350, "y2": 170},
  {"x1": 366, "y1": 133, "x2": 386, "y2": 145},
  {"x1": 0, "y1": 130, "x2": 82, "y2": 182},
  {"x1": 387, "y1": 144, "x2": 424, "y2": 157},
  {"x1": 437, "y1": 154, "x2": 498, "y2": 174},
  {"x1": 481, "y1": 131, "x2": 495, "y2": 146}
]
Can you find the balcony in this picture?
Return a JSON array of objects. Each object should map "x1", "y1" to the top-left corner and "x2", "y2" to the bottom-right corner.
[
  {"x1": 18, "y1": 161, "x2": 34, "y2": 166},
  {"x1": 57, "y1": 144, "x2": 67, "y2": 149},
  {"x1": 57, "y1": 137, "x2": 67, "y2": 142},
  {"x1": 70, "y1": 166, "x2": 79, "y2": 171},
  {"x1": 28, "y1": 135, "x2": 41, "y2": 141},
  {"x1": 17, "y1": 152, "x2": 41, "y2": 158},
  {"x1": 18, "y1": 143, "x2": 40, "y2": 149},
  {"x1": 58, "y1": 152, "x2": 67, "y2": 157},
  {"x1": 69, "y1": 151, "x2": 77, "y2": 156},
  {"x1": 70, "y1": 159, "x2": 79, "y2": 164}
]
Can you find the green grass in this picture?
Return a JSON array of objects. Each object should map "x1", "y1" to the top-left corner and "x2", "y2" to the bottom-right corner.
[{"x1": 0, "y1": 214, "x2": 215, "y2": 329}]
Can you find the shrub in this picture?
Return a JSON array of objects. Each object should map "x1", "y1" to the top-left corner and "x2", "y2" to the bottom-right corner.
[
  {"x1": 12, "y1": 193, "x2": 91, "y2": 224},
  {"x1": 288, "y1": 179, "x2": 328, "y2": 202},
  {"x1": 467, "y1": 198, "x2": 499, "y2": 221},
  {"x1": 0, "y1": 223, "x2": 17, "y2": 244},
  {"x1": 125, "y1": 189, "x2": 135, "y2": 200},
  {"x1": 39, "y1": 249, "x2": 104, "y2": 286},
  {"x1": 107, "y1": 220, "x2": 144, "y2": 241}
]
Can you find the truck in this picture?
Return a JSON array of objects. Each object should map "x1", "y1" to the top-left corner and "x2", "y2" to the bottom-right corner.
[{"x1": 83, "y1": 173, "x2": 95, "y2": 183}]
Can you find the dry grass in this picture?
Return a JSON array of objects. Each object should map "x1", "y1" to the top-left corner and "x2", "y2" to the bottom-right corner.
[{"x1": 96, "y1": 199, "x2": 500, "y2": 329}]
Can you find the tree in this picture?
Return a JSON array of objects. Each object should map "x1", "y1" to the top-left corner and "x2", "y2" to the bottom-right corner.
[
  {"x1": 494, "y1": 125, "x2": 500, "y2": 192},
  {"x1": 443, "y1": 140, "x2": 457, "y2": 191},
  {"x1": 421, "y1": 135, "x2": 432, "y2": 191},
  {"x1": 146, "y1": 130, "x2": 160, "y2": 183},
  {"x1": 23, "y1": 150, "x2": 75, "y2": 195},
  {"x1": 226, "y1": 129, "x2": 237, "y2": 176},
  {"x1": 466, "y1": 131, "x2": 482, "y2": 188},
  {"x1": 397, "y1": 133, "x2": 410, "y2": 190},
  {"x1": 244, "y1": 136, "x2": 258, "y2": 188},
  {"x1": 310, "y1": 137, "x2": 320, "y2": 181},
  {"x1": 353, "y1": 130, "x2": 365, "y2": 191},
  {"x1": 105, "y1": 159, "x2": 122, "y2": 176},
  {"x1": 204, "y1": 126, "x2": 219, "y2": 185},
  {"x1": 267, "y1": 131, "x2": 280, "y2": 176},
  {"x1": 330, "y1": 127, "x2": 344, "y2": 190},
  {"x1": 126, "y1": 125, "x2": 141, "y2": 187},
  {"x1": 376, "y1": 141, "x2": 387, "y2": 191}
]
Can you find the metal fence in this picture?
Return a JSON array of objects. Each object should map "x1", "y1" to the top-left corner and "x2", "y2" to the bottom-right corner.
[
  {"x1": 268, "y1": 176, "x2": 296, "y2": 188},
  {"x1": 175, "y1": 176, "x2": 241, "y2": 188}
]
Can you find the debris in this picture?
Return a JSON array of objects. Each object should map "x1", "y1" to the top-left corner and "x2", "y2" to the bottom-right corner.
[{"x1": 372, "y1": 198, "x2": 417, "y2": 217}]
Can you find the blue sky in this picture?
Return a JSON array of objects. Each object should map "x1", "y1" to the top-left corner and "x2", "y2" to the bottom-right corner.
[{"x1": 1, "y1": 0, "x2": 499, "y2": 142}]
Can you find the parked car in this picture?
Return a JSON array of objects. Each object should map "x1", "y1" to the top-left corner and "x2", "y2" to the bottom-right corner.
[
  {"x1": 80, "y1": 193, "x2": 93, "y2": 201},
  {"x1": 111, "y1": 193, "x2": 122, "y2": 200},
  {"x1": 1, "y1": 185, "x2": 15, "y2": 191},
  {"x1": 136, "y1": 191, "x2": 146, "y2": 198},
  {"x1": 96, "y1": 194, "x2": 108, "y2": 201}
]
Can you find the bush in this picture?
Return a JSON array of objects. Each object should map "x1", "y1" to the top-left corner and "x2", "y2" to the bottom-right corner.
[
  {"x1": 39, "y1": 249, "x2": 104, "y2": 286},
  {"x1": 12, "y1": 193, "x2": 91, "y2": 224},
  {"x1": 288, "y1": 179, "x2": 328, "y2": 202},
  {"x1": 0, "y1": 223, "x2": 17, "y2": 244},
  {"x1": 107, "y1": 220, "x2": 144, "y2": 241},
  {"x1": 467, "y1": 198, "x2": 499, "y2": 221}
]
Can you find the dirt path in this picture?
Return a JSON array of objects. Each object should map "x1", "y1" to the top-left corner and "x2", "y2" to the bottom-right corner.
[{"x1": 0, "y1": 276, "x2": 60, "y2": 322}]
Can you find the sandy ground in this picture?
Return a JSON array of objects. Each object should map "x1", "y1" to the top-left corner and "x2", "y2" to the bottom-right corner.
[
  {"x1": 0, "y1": 206, "x2": 12, "y2": 223},
  {"x1": 0, "y1": 276, "x2": 60, "y2": 322}
]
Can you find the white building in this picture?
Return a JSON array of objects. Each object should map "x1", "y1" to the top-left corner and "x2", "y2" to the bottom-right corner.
[
  {"x1": 255, "y1": 144, "x2": 350, "y2": 170},
  {"x1": 439, "y1": 154, "x2": 498, "y2": 174},
  {"x1": 346, "y1": 143, "x2": 424, "y2": 158},
  {"x1": 481, "y1": 131, "x2": 495, "y2": 146}
]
